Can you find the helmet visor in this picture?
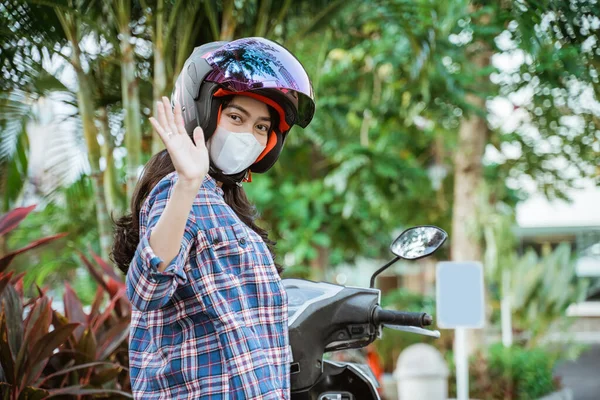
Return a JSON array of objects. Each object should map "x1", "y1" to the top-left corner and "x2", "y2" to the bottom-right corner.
[{"x1": 203, "y1": 37, "x2": 315, "y2": 128}]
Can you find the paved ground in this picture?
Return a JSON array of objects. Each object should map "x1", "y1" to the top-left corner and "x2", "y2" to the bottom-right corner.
[{"x1": 554, "y1": 345, "x2": 600, "y2": 400}]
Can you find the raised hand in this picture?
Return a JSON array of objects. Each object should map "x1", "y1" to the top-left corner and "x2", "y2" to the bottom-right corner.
[{"x1": 150, "y1": 97, "x2": 209, "y2": 188}]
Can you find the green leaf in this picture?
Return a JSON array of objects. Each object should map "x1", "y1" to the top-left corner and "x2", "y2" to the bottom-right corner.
[
  {"x1": 88, "y1": 287, "x2": 104, "y2": 321},
  {"x1": 91, "y1": 287, "x2": 127, "y2": 331},
  {"x1": 63, "y1": 284, "x2": 87, "y2": 341},
  {"x1": 0, "y1": 383, "x2": 12, "y2": 399},
  {"x1": 78, "y1": 252, "x2": 110, "y2": 293},
  {"x1": 311, "y1": 232, "x2": 331, "y2": 247},
  {"x1": 76, "y1": 328, "x2": 97, "y2": 363},
  {"x1": 36, "y1": 361, "x2": 118, "y2": 387},
  {"x1": 22, "y1": 323, "x2": 79, "y2": 387},
  {"x1": 96, "y1": 319, "x2": 129, "y2": 360},
  {"x1": 0, "y1": 233, "x2": 68, "y2": 272},
  {"x1": 0, "y1": 273, "x2": 13, "y2": 301},
  {"x1": 22, "y1": 296, "x2": 52, "y2": 358},
  {"x1": 46, "y1": 385, "x2": 133, "y2": 398},
  {"x1": 17, "y1": 386, "x2": 49, "y2": 400},
  {"x1": 0, "y1": 312, "x2": 16, "y2": 385},
  {"x1": 0, "y1": 285, "x2": 23, "y2": 364},
  {"x1": 89, "y1": 366, "x2": 124, "y2": 386},
  {"x1": 89, "y1": 249, "x2": 122, "y2": 282},
  {"x1": 0, "y1": 205, "x2": 36, "y2": 237}
]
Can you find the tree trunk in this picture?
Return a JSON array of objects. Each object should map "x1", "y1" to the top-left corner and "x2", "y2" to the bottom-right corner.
[
  {"x1": 254, "y1": 0, "x2": 272, "y2": 37},
  {"x1": 151, "y1": 0, "x2": 166, "y2": 155},
  {"x1": 451, "y1": 45, "x2": 491, "y2": 356},
  {"x1": 58, "y1": 11, "x2": 113, "y2": 260},
  {"x1": 220, "y1": 0, "x2": 237, "y2": 41},
  {"x1": 174, "y1": 3, "x2": 203, "y2": 75},
  {"x1": 308, "y1": 142, "x2": 330, "y2": 281},
  {"x1": 119, "y1": 18, "x2": 143, "y2": 204},
  {"x1": 152, "y1": 1, "x2": 203, "y2": 154},
  {"x1": 309, "y1": 245, "x2": 329, "y2": 282},
  {"x1": 451, "y1": 93, "x2": 487, "y2": 262},
  {"x1": 98, "y1": 107, "x2": 121, "y2": 214},
  {"x1": 74, "y1": 67, "x2": 112, "y2": 260},
  {"x1": 0, "y1": 163, "x2": 8, "y2": 214}
]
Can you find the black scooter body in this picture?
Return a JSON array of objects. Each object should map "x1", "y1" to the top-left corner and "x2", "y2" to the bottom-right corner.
[
  {"x1": 285, "y1": 225, "x2": 447, "y2": 399},
  {"x1": 284, "y1": 279, "x2": 381, "y2": 400},
  {"x1": 291, "y1": 360, "x2": 380, "y2": 400}
]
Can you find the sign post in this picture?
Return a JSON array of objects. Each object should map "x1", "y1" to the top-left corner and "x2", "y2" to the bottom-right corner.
[
  {"x1": 436, "y1": 262, "x2": 485, "y2": 400},
  {"x1": 501, "y1": 269, "x2": 513, "y2": 347}
]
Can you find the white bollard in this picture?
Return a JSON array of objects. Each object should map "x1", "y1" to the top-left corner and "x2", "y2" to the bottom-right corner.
[
  {"x1": 393, "y1": 343, "x2": 449, "y2": 400},
  {"x1": 380, "y1": 373, "x2": 399, "y2": 400}
]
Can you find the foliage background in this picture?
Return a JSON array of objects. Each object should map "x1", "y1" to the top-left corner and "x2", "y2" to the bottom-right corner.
[
  {"x1": 0, "y1": 0, "x2": 598, "y2": 398},
  {"x1": 1, "y1": 0, "x2": 598, "y2": 284}
]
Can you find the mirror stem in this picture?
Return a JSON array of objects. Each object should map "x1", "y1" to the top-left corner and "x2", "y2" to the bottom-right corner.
[{"x1": 370, "y1": 256, "x2": 401, "y2": 288}]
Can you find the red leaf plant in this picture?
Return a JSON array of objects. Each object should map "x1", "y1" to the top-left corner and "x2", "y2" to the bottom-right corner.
[{"x1": 0, "y1": 206, "x2": 132, "y2": 399}]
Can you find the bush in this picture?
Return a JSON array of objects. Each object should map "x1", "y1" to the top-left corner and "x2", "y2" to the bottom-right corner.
[
  {"x1": 0, "y1": 206, "x2": 131, "y2": 398},
  {"x1": 447, "y1": 343, "x2": 560, "y2": 400}
]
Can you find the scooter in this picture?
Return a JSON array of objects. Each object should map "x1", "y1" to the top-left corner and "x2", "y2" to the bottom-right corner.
[{"x1": 285, "y1": 225, "x2": 447, "y2": 400}]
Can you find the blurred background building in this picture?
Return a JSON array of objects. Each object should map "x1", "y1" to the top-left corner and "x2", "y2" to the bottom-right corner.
[{"x1": 517, "y1": 181, "x2": 600, "y2": 343}]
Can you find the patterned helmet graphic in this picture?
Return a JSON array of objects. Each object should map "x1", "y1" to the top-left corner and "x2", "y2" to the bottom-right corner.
[{"x1": 203, "y1": 37, "x2": 315, "y2": 128}]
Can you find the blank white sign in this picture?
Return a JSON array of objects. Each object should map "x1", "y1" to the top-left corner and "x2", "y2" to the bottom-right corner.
[{"x1": 436, "y1": 261, "x2": 485, "y2": 329}]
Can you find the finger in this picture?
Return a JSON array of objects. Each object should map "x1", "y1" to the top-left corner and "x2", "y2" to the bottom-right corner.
[
  {"x1": 192, "y1": 126, "x2": 205, "y2": 147},
  {"x1": 162, "y1": 96, "x2": 178, "y2": 135},
  {"x1": 173, "y1": 103, "x2": 188, "y2": 136},
  {"x1": 150, "y1": 117, "x2": 169, "y2": 144},
  {"x1": 155, "y1": 101, "x2": 169, "y2": 131},
  {"x1": 149, "y1": 117, "x2": 164, "y2": 134}
]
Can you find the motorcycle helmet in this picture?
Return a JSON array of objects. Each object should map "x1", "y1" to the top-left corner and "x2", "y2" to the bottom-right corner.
[{"x1": 171, "y1": 37, "x2": 315, "y2": 184}]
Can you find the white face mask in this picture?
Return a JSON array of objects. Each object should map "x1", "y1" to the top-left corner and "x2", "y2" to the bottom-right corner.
[{"x1": 207, "y1": 126, "x2": 267, "y2": 175}]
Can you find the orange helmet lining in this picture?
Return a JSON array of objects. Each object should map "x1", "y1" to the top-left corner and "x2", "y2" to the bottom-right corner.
[{"x1": 214, "y1": 88, "x2": 287, "y2": 164}]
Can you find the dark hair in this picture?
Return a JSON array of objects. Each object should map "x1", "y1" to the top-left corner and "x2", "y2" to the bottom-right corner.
[{"x1": 111, "y1": 98, "x2": 281, "y2": 275}]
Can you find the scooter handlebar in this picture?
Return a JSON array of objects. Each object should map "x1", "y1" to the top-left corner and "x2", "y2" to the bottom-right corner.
[{"x1": 372, "y1": 307, "x2": 433, "y2": 328}]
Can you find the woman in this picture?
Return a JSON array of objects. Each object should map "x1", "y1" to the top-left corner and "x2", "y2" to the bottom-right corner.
[{"x1": 111, "y1": 38, "x2": 315, "y2": 399}]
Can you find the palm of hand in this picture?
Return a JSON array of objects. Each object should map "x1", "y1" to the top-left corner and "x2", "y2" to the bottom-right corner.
[
  {"x1": 150, "y1": 97, "x2": 209, "y2": 187},
  {"x1": 167, "y1": 133, "x2": 209, "y2": 183}
]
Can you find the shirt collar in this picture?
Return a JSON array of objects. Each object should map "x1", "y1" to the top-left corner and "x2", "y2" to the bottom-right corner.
[{"x1": 203, "y1": 174, "x2": 224, "y2": 196}]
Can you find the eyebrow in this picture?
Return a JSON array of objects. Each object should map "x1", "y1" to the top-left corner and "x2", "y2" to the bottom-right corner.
[{"x1": 225, "y1": 104, "x2": 271, "y2": 122}]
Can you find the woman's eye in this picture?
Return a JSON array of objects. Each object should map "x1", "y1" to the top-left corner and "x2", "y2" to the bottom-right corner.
[
  {"x1": 256, "y1": 124, "x2": 270, "y2": 133},
  {"x1": 229, "y1": 114, "x2": 241, "y2": 122}
]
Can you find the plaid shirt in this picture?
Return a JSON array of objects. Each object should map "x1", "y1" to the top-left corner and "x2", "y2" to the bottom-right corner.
[{"x1": 126, "y1": 171, "x2": 289, "y2": 399}]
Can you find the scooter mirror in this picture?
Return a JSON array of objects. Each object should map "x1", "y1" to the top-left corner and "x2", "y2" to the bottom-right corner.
[{"x1": 390, "y1": 226, "x2": 447, "y2": 260}]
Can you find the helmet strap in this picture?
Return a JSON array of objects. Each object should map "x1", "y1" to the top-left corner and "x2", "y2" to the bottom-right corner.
[{"x1": 208, "y1": 162, "x2": 247, "y2": 188}]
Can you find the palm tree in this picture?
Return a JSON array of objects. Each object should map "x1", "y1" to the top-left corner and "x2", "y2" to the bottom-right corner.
[
  {"x1": 1, "y1": 0, "x2": 360, "y2": 261},
  {"x1": 105, "y1": 0, "x2": 144, "y2": 203},
  {"x1": 0, "y1": 0, "x2": 117, "y2": 258},
  {"x1": 0, "y1": 92, "x2": 33, "y2": 214}
]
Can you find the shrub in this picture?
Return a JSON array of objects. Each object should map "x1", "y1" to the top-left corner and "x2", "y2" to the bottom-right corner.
[
  {"x1": 0, "y1": 206, "x2": 131, "y2": 398},
  {"x1": 447, "y1": 343, "x2": 560, "y2": 400}
]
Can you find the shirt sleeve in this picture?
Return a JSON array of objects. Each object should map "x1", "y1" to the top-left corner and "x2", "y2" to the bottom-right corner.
[{"x1": 126, "y1": 174, "x2": 197, "y2": 312}]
